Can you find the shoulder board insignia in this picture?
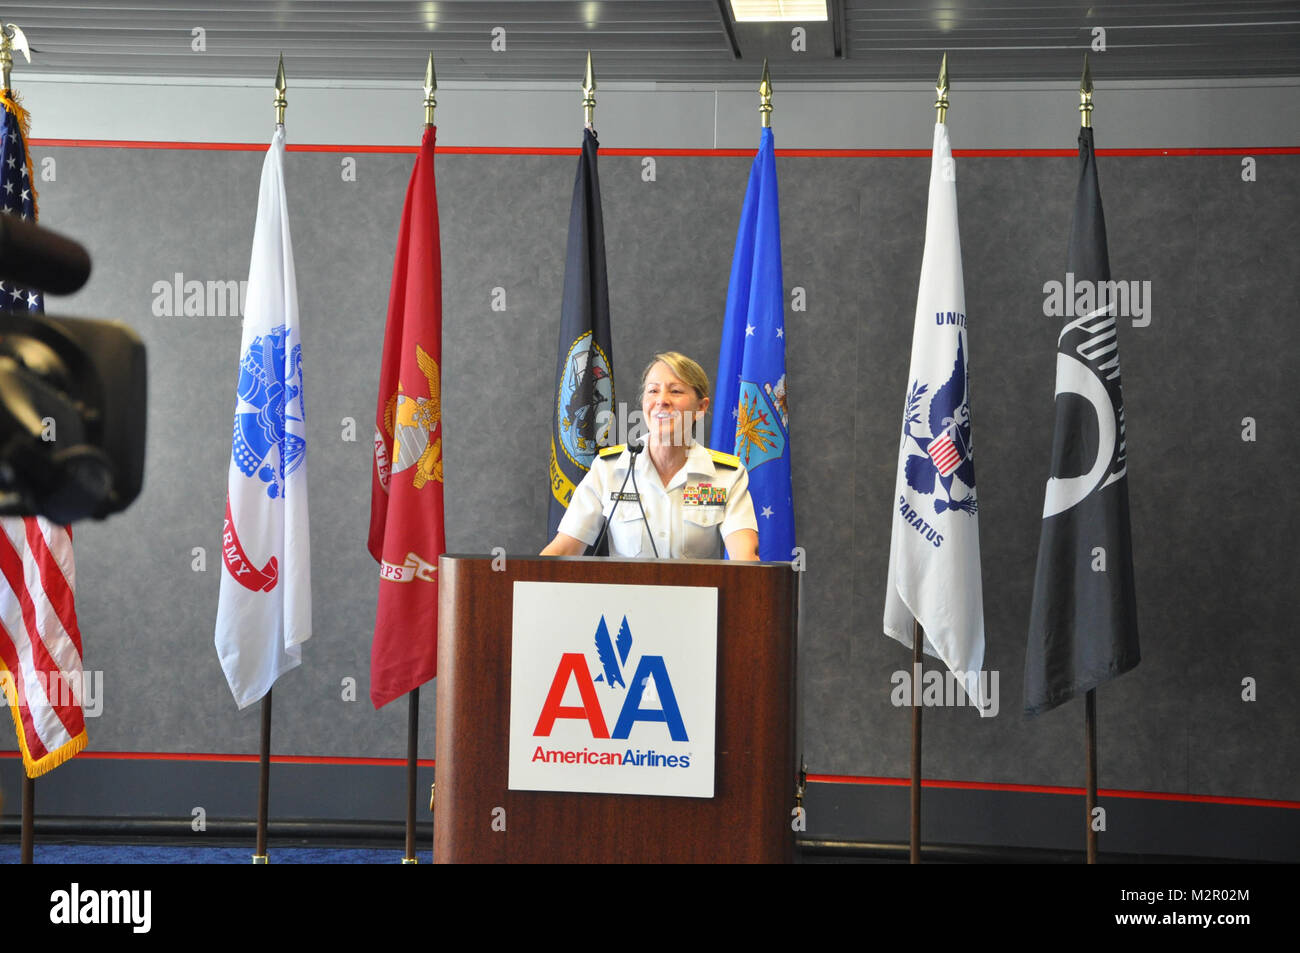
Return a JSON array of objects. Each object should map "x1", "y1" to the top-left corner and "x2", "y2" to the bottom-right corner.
[
  {"x1": 707, "y1": 449, "x2": 741, "y2": 469},
  {"x1": 599, "y1": 445, "x2": 626, "y2": 459}
]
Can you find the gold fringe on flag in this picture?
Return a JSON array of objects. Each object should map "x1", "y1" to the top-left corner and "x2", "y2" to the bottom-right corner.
[{"x1": 0, "y1": 89, "x2": 39, "y2": 213}]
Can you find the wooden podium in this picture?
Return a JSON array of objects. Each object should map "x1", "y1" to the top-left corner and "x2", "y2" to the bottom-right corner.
[{"x1": 433, "y1": 554, "x2": 798, "y2": 863}]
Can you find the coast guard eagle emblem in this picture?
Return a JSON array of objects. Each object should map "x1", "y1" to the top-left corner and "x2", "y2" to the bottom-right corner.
[
  {"x1": 383, "y1": 344, "x2": 443, "y2": 489},
  {"x1": 232, "y1": 323, "x2": 305, "y2": 499},
  {"x1": 557, "y1": 331, "x2": 613, "y2": 467},
  {"x1": 901, "y1": 335, "x2": 977, "y2": 515}
]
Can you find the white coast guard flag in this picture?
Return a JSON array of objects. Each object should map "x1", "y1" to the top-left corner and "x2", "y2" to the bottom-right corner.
[
  {"x1": 215, "y1": 126, "x2": 311, "y2": 709},
  {"x1": 883, "y1": 123, "x2": 987, "y2": 712}
]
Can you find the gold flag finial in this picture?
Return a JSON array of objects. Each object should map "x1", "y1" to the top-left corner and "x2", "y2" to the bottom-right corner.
[
  {"x1": 273, "y1": 53, "x2": 287, "y2": 126},
  {"x1": 582, "y1": 51, "x2": 596, "y2": 127},
  {"x1": 1079, "y1": 53, "x2": 1094, "y2": 128},
  {"x1": 1, "y1": 24, "x2": 32, "y2": 94},
  {"x1": 935, "y1": 52, "x2": 949, "y2": 124},
  {"x1": 759, "y1": 59, "x2": 773, "y2": 128},
  {"x1": 423, "y1": 51, "x2": 437, "y2": 126}
]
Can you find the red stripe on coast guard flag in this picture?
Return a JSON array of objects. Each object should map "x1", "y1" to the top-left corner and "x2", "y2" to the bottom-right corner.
[{"x1": 0, "y1": 517, "x2": 88, "y2": 777}]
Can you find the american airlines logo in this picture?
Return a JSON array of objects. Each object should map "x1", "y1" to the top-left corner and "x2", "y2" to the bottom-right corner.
[{"x1": 509, "y1": 581, "x2": 717, "y2": 798}]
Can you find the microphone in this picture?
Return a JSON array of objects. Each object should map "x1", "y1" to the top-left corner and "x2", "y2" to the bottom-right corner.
[
  {"x1": 591, "y1": 441, "x2": 658, "y2": 557},
  {"x1": 624, "y1": 441, "x2": 659, "y2": 557},
  {"x1": 0, "y1": 214, "x2": 93, "y2": 296}
]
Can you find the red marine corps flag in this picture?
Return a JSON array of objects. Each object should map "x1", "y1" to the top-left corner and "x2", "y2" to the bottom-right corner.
[{"x1": 368, "y1": 123, "x2": 444, "y2": 709}]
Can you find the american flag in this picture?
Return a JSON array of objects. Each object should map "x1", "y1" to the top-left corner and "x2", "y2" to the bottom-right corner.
[{"x1": 0, "y1": 92, "x2": 89, "y2": 776}]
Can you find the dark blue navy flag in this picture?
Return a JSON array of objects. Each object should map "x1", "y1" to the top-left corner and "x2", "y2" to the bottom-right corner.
[
  {"x1": 548, "y1": 128, "x2": 615, "y2": 541},
  {"x1": 1024, "y1": 127, "x2": 1140, "y2": 715},
  {"x1": 710, "y1": 126, "x2": 795, "y2": 561}
]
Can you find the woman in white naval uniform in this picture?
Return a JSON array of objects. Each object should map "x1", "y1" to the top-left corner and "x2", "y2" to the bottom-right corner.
[{"x1": 541, "y1": 352, "x2": 760, "y2": 560}]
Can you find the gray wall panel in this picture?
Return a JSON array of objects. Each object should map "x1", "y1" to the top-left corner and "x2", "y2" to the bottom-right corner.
[{"x1": 5, "y1": 137, "x2": 1297, "y2": 844}]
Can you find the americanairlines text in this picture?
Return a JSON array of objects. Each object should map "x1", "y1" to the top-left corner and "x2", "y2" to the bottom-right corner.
[{"x1": 532, "y1": 746, "x2": 691, "y2": 768}]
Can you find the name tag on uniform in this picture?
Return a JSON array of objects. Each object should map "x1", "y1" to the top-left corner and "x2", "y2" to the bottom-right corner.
[
  {"x1": 610, "y1": 492, "x2": 640, "y2": 502},
  {"x1": 683, "y1": 482, "x2": 726, "y2": 506}
]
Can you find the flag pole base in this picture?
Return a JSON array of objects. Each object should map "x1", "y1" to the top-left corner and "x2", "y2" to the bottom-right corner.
[
  {"x1": 400, "y1": 856, "x2": 419, "y2": 864},
  {"x1": 251, "y1": 854, "x2": 269, "y2": 864}
]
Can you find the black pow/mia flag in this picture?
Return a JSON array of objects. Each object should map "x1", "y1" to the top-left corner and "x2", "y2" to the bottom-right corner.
[{"x1": 1025, "y1": 127, "x2": 1140, "y2": 715}]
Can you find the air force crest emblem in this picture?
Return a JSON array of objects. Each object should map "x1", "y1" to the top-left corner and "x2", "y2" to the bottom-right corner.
[
  {"x1": 901, "y1": 334, "x2": 977, "y2": 515},
  {"x1": 734, "y1": 374, "x2": 788, "y2": 470}
]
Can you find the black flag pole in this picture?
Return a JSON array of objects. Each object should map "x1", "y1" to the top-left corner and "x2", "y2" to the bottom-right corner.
[
  {"x1": 910, "y1": 620, "x2": 923, "y2": 863},
  {"x1": 1086, "y1": 688, "x2": 1098, "y2": 862},
  {"x1": 403, "y1": 686, "x2": 419, "y2": 863},
  {"x1": 253, "y1": 689, "x2": 271, "y2": 863}
]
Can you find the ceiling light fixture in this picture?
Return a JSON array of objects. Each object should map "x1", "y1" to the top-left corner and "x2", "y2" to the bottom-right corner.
[{"x1": 730, "y1": 1, "x2": 828, "y2": 23}]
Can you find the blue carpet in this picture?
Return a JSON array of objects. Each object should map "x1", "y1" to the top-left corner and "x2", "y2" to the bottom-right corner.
[{"x1": 0, "y1": 844, "x2": 432, "y2": 864}]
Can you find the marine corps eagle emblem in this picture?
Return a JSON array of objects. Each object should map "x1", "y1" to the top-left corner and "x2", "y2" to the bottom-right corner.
[{"x1": 384, "y1": 343, "x2": 443, "y2": 489}]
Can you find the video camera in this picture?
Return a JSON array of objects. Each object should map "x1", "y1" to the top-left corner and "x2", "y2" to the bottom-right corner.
[{"x1": 0, "y1": 214, "x2": 146, "y2": 523}]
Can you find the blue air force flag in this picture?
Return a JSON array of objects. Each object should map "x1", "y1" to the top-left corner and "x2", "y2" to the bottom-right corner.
[
  {"x1": 214, "y1": 126, "x2": 311, "y2": 709},
  {"x1": 710, "y1": 126, "x2": 795, "y2": 561},
  {"x1": 883, "y1": 123, "x2": 987, "y2": 712}
]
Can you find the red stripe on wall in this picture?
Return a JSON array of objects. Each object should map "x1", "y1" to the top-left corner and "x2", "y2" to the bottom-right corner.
[
  {"x1": 806, "y1": 772, "x2": 1300, "y2": 809},
  {"x1": 0, "y1": 747, "x2": 1290, "y2": 808},
  {"x1": 27, "y1": 139, "x2": 1300, "y2": 158},
  {"x1": 1, "y1": 749, "x2": 437, "y2": 768}
]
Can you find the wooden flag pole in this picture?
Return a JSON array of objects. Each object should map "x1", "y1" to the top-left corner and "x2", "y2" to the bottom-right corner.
[
  {"x1": 906, "y1": 56, "x2": 950, "y2": 868},
  {"x1": 397, "y1": 53, "x2": 439, "y2": 867},
  {"x1": 1078, "y1": 60, "x2": 1098, "y2": 867},
  {"x1": 253, "y1": 688, "x2": 271, "y2": 863},
  {"x1": 1085, "y1": 688, "x2": 1098, "y2": 863},
  {"x1": 910, "y1": 619, "x2": 923, "y2": 863},
  {"x1": 250, "y1": 58, "x2": 288, "y2": 868},
  {"x1": 6, "y1": 21, "x2": 35, "y2": 868},
  {"x1": 20, "y1": 774, "x2": 34, "y2": 864}
]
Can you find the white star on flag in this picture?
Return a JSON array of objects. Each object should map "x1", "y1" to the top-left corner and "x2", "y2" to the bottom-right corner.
[
  {"x1": 761, "y1": 505, "x2": 774, "y2": 518},
  {"x1": 745, "y1": 324, "x2": 755, "y2": 336}
]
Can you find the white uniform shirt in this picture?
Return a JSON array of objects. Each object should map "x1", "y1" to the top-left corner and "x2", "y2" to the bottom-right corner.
[{"x1": 557, "y1": 442, "x2": 758, "y2": 558}]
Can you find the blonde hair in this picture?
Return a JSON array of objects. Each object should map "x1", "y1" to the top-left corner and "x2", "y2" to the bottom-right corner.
[{"x1": 641, "y1": 351, "x2": 710, "y2": 401}]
